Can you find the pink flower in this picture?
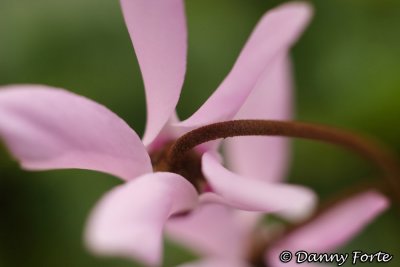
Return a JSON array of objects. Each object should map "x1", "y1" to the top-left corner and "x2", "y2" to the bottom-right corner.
[
  {"x1": 171, "y1": 189, "x2": 389, "y2": 267},
  {"x1": 0, "y1": 1, "x2": 316, "y2": 266}
]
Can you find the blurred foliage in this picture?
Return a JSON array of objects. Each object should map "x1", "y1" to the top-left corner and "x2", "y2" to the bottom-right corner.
[{"x1": 0, "y1": 0, "x2": 399, "y2": 266}]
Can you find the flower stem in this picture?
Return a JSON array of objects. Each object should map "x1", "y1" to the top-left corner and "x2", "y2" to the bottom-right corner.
[{"x1": 167, "y1": 120, "x2": 400, "y2": 202}]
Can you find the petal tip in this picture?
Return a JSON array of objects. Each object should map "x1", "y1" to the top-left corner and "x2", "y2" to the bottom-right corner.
[
  {"x1": 364, "y1": 190, "x2": 390, "y2": 212},
  {"x1": 277, "y1": 1, "x2": 314, "y2": 19},
  {"x1": 277, "y1": 186, "x2": 318, "y2": 222},
  {"x1": 265, "y1": 1, "x2": 314, "y2": 43}
]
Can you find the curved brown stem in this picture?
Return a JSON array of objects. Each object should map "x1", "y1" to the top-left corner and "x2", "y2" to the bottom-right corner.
[{"x1": 167, "y1": 120, "x2": 400, "y2": 202}]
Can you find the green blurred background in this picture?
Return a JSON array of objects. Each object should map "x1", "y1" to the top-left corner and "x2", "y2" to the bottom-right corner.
[{"x1": 0, "y1": 0, "x2": 399, "y2": 266}]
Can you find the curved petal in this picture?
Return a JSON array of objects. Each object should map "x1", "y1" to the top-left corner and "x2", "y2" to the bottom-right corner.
[
  {"x1": 166, "y1": 202, "x2": 247, "y2": 259},
  {"x1": 0, "y1": 85, "x2": 151, "y2": 181},
  {"x1": 180, "y1": 2, "x2": 312, "y2": 128},
  {"x1": 177, "y1": 258, "x2": 251, "y2": 267},
  {"x1": 85, "y1": 172, "x2": 198, "y2": 267},
  {"x1": 266, "y1": 190, "x2": 389, "y2": 267},
  {"x1": 120, "y1": 0, "x2": 187, "y2": 145},
  {"x1": 224, "y1": 54, "x2": 292, "y2": 183},
  {"x1": 199, "y1": 193, "x2": 267, "y2": 237},
  {"x1": 202, "y1": 153, "x2": 316, "y2": 221}
]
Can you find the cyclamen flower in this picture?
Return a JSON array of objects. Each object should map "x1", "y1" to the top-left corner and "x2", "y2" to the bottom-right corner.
[
  {"x1": 170, "y1": 188, "x2": 389, "y2": 267},
  {"x1": 0, "y1": 1, "x2": 317, "y2": 266}
]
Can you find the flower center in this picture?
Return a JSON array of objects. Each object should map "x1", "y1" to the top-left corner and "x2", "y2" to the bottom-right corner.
[{"x1": 149, "y1": 141, "x2": 207, "y2": 192}]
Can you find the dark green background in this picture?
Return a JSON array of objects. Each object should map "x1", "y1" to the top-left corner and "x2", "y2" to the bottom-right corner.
[{"x1": 0, "y1": 0, "x2": 399, "y2": 266}]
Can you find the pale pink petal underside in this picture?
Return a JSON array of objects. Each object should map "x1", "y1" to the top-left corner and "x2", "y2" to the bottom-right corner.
[
  {"x1": 180, "y1": 2, "x2": 312, "y2": 128},
  {"x1": 266, "y1": 190, "x2": 389, "y2": 267},
  {"x1": 85, "y1": 172, "x2": 197, "y2": 267},
  {"x1": 224, "y1": 54, "x2": 292, "y2": 183},
  {"x1": 166, "y1": 203, "x2": 247, "y2": 259},
  {"x1": 177, "y1": 258, "x2": 251, "y2": 267},
  {"x1": 202, "y1": 153, "x2": 316, "y2": 221},
  {"x1": 120, "y1": 0, "x2": 187, "y2": 145},
  {"x1": 0, "y1": 85, "x2": 151, "y2": 180}
]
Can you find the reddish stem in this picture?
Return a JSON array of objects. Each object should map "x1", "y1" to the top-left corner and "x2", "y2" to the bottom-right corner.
[{"x1": 167, "y1": 120, "x2": 400, "y2": 202}]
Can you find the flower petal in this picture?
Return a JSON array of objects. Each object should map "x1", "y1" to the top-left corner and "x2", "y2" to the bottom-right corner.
[
  {"x1": 147, "y1": 112, "x2": 182, "y2": 152},
  {"x1": 224, "y1": 54, "x2": 292, "y2": 183},
  {"x1": 120, "y1": 0, "x2": 187, "y2": 145},
  {"x1": 202, "y1": 153, "x2": 316, "y2": 221},
  {"x1": 166, "y1": 202, "x2": 247, "y2": 259},
  {"x1": 177, "y1": 258, "x2": 251, "y2": 267},
  {"x1": 266, "y1": 190, "x2": 389, "y2": 267},
  {"x1": 85, "y1": 172, "x2": 198, "y2": 267},
  {"x1": 180, "y1": 2, "x2": 312, "y2": 128},
  {"x1": 0, "y1": 85, "x2": 151, "y2": 180}
]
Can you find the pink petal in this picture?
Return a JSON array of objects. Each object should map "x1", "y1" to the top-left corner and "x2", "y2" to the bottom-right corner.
[
  {"x1": 177, "y1": 258, "x2": 251, "y2": 267},
  {"x1": 85, "y1": 172, "x2": 198, "y2": 267},
  {"x1": 266, "y1": 190, "x2": 389, "y2": 267},
  {"x1": 147, "y1": 112, "x2": 182, "y2": 152},
  {"x1": 224, "y1": 54, "x2": 292, "y2": 183},
  {"x1": 120, "y1": 0, "x2": 187, "y2": 145},
  {"x1": 198, "y1": 195, "x2": 266, "y2": 236},
  {"x1": 0, "y1": 85, "x2": 151, "y2": 181},
  {"x1": 180, "y1": 2, "x2": 312, "y2": 128},
  {"x1": 202, "y1": 153, "x2": 316, "y2": 221},
  {"x1": 166, "y1": 203, "x2": 247, "y2": 259}
]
